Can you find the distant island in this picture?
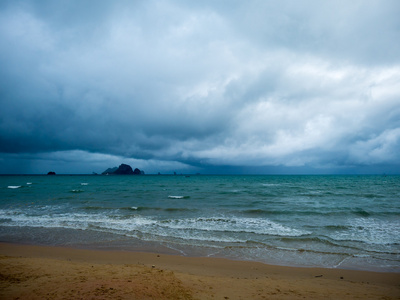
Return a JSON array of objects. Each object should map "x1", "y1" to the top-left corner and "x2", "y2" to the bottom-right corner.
[{"x1": 102, "y1": 164, "x2": 144, "y2": 175}]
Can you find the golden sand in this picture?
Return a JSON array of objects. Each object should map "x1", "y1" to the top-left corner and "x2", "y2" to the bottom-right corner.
[{"x1": 0, "y1": 243, "x2": 399, "y2": 299}]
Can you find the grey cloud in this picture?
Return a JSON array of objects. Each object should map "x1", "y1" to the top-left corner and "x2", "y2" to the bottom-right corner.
[
  {"x1": 223, "y1": 0, "x2": 400, "y2": 65},
  {"x1": 1, "y1": 0, "x2": 399, "y2": 174}
]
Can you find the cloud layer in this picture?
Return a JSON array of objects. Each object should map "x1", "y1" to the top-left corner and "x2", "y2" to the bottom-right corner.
[{"x1": 1, "y1": 0, "x2": 399, "y2": 174}]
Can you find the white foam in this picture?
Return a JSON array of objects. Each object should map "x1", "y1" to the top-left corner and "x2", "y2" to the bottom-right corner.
[
  {"x1": 137, "y1": 225, "x2": 245, "y2": 243},
  {"x1": 0, "y1": 210, "x2": 157, "y2": 233},
  {"x1": 81, "y1": 183, "x2": 89, "y2": 185},
  {"x1": 7, "y1": 186, "x2": 21, "y2": 189},
  {"x1": 329, "y1": 217, "x2": 400, "y2": 245},
  {"x1": 26, "y1": 182, "x2": 32, "y2": 185},
  {"x1": 0, "y1": 206, "x2": 308, "y2": 245},
  {"x1": 168, "y1": 195, "x2": 184, "y2": 199},
  {"x1": 157, "y1": 217, "x2": 309, "y2": 237}
]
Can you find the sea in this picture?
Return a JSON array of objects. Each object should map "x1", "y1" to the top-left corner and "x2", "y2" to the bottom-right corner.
[{"x1": 0, "y1": 174, "x2": 399, "y2": 272}]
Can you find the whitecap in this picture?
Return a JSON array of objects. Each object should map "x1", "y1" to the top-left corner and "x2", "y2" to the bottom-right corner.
[
  {"x1": 26, "y1": 182, "x2": 32, "y2": 185},
  {"x1": 81, "y1": 183, "x2": 89, "y2": 186},
  {"x1": 168, "y1": 195, "x2": 185, "y2": 199},
  {"x1": 7, "y1": 186, "x2": 21, "y2": 189}
]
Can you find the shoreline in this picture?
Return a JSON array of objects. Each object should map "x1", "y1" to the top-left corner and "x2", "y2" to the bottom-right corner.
[
  {"x1": 1, "y1": 228, "x2": 398, "y2": 273},
  {"x1": 1, "y1": 242, "x2": 399, "y2": 299}
]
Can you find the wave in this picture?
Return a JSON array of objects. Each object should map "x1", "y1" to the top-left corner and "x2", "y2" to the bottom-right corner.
[
  {"x1": 278, "y1": 235, "x2": 339, "y2": 246},
  {"x1": 323, "y1": 225, "x2": 351, "y2": 231},
  {"x1": 1, "y1": 207, "x2": 398, "y2": 251},
  {"x1": 240, "y1": 208, "x2": 396, "y2": 218},
  {"x1": 81, "y1": 206, "x2": 198, "y2": 213},
  {"x1": 156, "y1": 217, "x2": 310, "y2": 237},
  {"x1": 361, "y1": 193, "x2": 385, "y2": 199},
  {"x1": 261, "y1": 183, "x2": 281, "y2": 187},
  {"x1": 168, "y1": 195, "x2": 190, "y2": 199},
  {"x1": 6, "y1": 207, "x2": 396, "y2": 246},
  {"x1": 351, "y1": 209, "x2": 371, "y2": 217},
  {"x1": 164, "y1": 207, "x2": 198, "y2": 212},
  {"x1": 118, "y1": 206, "x2": 161, "y2": 211},
  {"x1": 134, "y1": 228, "x2": 246, "y2": 244},
  {"x1": 7, "y1": 186, "x2": 21, "y2": 189},
  {"x1": 224, "y1": 239, "x2": 391, "y2": 260},
  {"x1": 81, "y1": 206, "x2": 113, "y2": 211},
  {"x1": 81, "y1": 206, "x2": 156, "y2": 212},
  {"x1": 239, "y1": 209, "x2": 333, "y2": 216},
  {"x1": 324, "y1": 217, "x2": 400, "y2": 246},
  {"x1": 70, "y1": 189, "x2": 84, "y2": 193},
  {"x1": 0, "y1": 208, "x2": 308, "y2": 238},
  {"x1": 0, "y1": 210, "x2": 156, "y2": 231},
  {"x1": 122, "y1": 206, "x2": 197, "y2": 213}
]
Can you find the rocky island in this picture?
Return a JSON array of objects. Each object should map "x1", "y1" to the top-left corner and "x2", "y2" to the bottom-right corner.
[{"x1": 102, "y1": 164, "x2": 144, "y2": 175}]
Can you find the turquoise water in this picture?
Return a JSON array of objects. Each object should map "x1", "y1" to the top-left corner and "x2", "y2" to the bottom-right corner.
[{"x1": 0, "y1": 175, "x2": 399, "y2": 272}]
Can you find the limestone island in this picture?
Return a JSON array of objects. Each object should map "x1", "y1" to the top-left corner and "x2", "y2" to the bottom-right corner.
[{"x1": 102, "y1": 164, "x2": 144, "y2": 175}]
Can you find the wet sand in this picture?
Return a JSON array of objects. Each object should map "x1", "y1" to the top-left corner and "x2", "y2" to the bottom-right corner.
[{"x1": 0, "y1": 243, "x2": 399, "y2": 299}]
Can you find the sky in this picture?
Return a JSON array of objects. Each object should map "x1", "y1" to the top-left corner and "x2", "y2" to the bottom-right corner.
[{"x1": 1, "y1": 0, "x2": 400, "y2": 175}]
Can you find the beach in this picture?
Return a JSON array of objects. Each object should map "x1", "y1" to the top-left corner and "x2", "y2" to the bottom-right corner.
[{"x1": 1, "y1": 243, "x2": 399, "y2": 299}]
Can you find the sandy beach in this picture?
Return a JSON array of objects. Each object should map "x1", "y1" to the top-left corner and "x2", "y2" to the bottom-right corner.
[{"x1": 0, "y1": 243, "x2": 399, "y2": 299}]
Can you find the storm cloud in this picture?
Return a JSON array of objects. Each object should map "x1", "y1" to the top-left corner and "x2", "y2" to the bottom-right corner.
[{"x1": 1, "y1": 0, "x2": 399, "y2": 174}]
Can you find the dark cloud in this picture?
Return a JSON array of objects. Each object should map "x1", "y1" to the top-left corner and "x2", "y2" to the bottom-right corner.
[{"x1": 1, "y1": 0, "x2": 399, "y2": 174}]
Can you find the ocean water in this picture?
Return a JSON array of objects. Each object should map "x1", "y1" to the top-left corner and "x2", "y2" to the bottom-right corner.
[{"x1": 0, "y1": 174, "x2": 399, "y2": 272}]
